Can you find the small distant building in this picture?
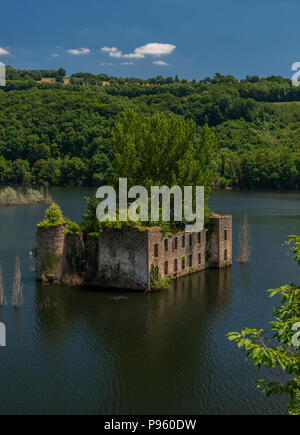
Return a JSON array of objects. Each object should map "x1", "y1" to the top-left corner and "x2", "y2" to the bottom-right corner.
[
  {"x1": 39, "y1": 78, "x2": 56, "y2": 84},
  {"x1": 35, "y1": 215, "x2": 232, "y2": 291}
]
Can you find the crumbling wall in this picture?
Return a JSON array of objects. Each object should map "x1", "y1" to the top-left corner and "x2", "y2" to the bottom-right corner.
[
  {"x1": 148, "y1": 228, "x2": 207, "y2": 281},
  {"x1": 35, "y1": 224, "x2": 66, "y2": 282},
  {"x1": 98, "y1": 228, "x2": 149, "y2": 291},
  {"x1": 35, "y1": 215, "x2": 232, "y2": 290},
  {"x1": 36, "y1": 225, "x2": 86, "y2": 285},
  {"x1": 208, "y1": 215, "x2": 232, "y2": 268},
  {"x1": 63, "y1": 232, "x2": 85, "y2": 285},
  {"x1": 83, "y1": 234, "x2": 99, "y2": 283}
]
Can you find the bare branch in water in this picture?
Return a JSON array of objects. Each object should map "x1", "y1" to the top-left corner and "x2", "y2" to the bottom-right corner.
[
  {"x1": 44, "y1": 186, "x2": 53, "y2": 205},
  {"x1": 12, "y1": 255, "x2": 23, "y2": 308}
]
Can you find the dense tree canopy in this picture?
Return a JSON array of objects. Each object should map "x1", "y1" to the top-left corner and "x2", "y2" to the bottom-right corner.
[
  {"x1": 1, "y1": 68, "x2": 300, "y2": 189},
  {"x1": 81, "y1": 111, "x2": 215, "y2": 234},
  {"x1": 111, "y1": 110, "x2": 215, "y2": 191}
]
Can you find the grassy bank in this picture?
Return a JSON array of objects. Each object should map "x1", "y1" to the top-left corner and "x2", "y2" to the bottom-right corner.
[{"x1": 0, "y1": 186, "x2": 52, "y2": 206}]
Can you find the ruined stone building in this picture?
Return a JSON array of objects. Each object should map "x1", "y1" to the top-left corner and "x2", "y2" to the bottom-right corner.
[{"x1": 36, "y1": 214, "x2": 232, "y2": 291}]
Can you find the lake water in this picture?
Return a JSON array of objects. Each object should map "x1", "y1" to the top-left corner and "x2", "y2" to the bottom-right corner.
[{"x1": 0, "y1": 188, "x2": 299, "y2": 415}]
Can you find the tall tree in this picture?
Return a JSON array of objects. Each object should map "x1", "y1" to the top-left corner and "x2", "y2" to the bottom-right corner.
[{"x1": 111, "y1": 110, "x2": 216, "y2": 196}]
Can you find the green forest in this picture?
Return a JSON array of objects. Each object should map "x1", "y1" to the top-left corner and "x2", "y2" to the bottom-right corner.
[{"x1": 1, "y1": 66, "x2": 300, "y2": 189}]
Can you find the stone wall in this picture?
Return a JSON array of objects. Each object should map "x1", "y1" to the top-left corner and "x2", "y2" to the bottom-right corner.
[
  {"x1": 148, "y1": 228, "x2": 207, "y2": 281},
  {"x1": 98, "y1": 228, "x2": 149, "y2": 291},
  {"x1": 36, "y1": 225, "x2": 85, "y2": 285},
  {"x1": 208, "y1": 215, "x2": 232, "y2": 268},
  {"x1": 63, "y1": 232, "x2": 85, "y2": 285},
  {"x1": 36, "y1": 215, "x2": 232, "y2": 290},
  {"x1": 35, "y1": 224, "x2": 66, "y2": 282}
]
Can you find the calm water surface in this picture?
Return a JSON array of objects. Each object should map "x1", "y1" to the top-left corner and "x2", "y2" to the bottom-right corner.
[{"x1": 0, "y1": 188, "x2": 299, "y2": 415}]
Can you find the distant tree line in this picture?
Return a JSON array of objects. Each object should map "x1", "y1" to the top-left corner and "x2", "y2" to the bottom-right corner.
[{"x1": 1, "y1": 68, "x2": 300, "y2": 189}]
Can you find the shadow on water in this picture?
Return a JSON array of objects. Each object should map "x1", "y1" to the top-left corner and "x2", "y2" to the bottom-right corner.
[
  {"x1": 34, "y1": 268, "x2": 233, "y2": 347},
  {"x1": 239, "y1": 263, "x2": 250, "y2": 293},
  {"x1": 31, "y1": 269, "x2": 252, "y2": 415}
]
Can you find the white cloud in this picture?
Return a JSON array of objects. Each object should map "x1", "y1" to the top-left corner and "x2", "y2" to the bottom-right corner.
[
  {"x1": 153, "y1": 60, "x2": 169, "y2": 66},
  {"x1": 121, "y1": 62, "x2": 134, "y2": 65},
  {"x1": 101, "y1": 43, "x2": 176, "y2": 59},
  {"x1": 135, "y1": 43, "x2": 175, "y2": 57},
  {"x1": 0, "y1": 47, "x2": 10, "y2": 57},
  {"x1": 101, "y1": 46, "x2": 118, "y2": 53},
  {"x1": 101, "y1": 47, "x2": 124, "y2": 58},
  {"x1": 66, "y1": 47, "x2": 90, "y2": 55},
  {"x1": 51, "y1": 53, "x2": 60, "y2": 57},
  {"x1": 121, "y1": 51, "x2": 144, "y2": 59}
]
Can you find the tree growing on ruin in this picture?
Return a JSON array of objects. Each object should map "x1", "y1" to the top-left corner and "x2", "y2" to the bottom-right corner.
[
  {"x1": 38, "y1": 202, "x2": 65, "y2": 227},
  {"x1": 111, "y1": 110, "x2": 216, "y2": 197}
]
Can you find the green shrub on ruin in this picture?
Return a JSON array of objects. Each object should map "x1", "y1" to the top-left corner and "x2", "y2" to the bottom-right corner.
[
  {"x1": 65, "y1": 219, "x2": 80, "y2": 234},
  {"x1": 44, "y1": 251, "x2": 60, "y2": 271},
  {"x1": 38, "y1": 203, "x2": 82, "y2": 234},
  {"x1": 87, "y1": 232, "x2": 99, "y2": 239},
  {"x1": 150, "y1": 264, "x2": 171, "y2": 291},
  {"x1": 38, "y1": 202, "x2": 65, "y2": 227}
]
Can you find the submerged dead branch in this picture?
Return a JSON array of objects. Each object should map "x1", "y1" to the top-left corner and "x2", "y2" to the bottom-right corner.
[
  {"x1": 109, "y1": 295, "x2": 129, "y2": 304},
  {"x1": 37, "y1": 297, "x2": 58, "y2": 310},
  {"x1": 44, "y1": 186, "x2": 53, "y2": 205},
  {"x1": 12, "y1": 255, "x2": 23, "y2": 308}
]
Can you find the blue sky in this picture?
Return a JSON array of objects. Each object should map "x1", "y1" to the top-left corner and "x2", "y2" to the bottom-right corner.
[{"x1": 0, "y1": 0, "x2": 299, "y2": 79}]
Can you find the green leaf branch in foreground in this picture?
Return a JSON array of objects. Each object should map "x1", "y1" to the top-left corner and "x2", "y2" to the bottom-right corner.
[{"x1": 228, "y1": 237, "x2": 300, "y2": 415}]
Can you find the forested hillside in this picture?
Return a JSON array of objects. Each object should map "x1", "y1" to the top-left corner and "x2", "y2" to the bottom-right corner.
[{"x1": 1, "y1": 66, "x2": 300, "y2": 189}]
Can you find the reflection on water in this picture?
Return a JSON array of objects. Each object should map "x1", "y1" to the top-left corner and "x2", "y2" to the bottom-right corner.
[
  {"x1": 35, "y1": 268, "x2": 232, "y2": 350},
  {"x1": 1, "y1": 189, "x2": 299, "y2": 414},
  {"x1": 33, "y1": 267, "x2": 233, "y2": 415},
  {"x1": 239, "y1": 264, "x2": 249, "y2": 293}
]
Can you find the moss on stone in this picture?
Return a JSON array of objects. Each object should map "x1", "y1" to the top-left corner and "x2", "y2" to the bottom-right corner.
[
  {"x1": 150, "y1": 263, "x2": 171, "y2": 291},
  {"x1": 44, "y1": 251, "x2": 60, "y2": 272},
  {"x1": 99, "y1": 263, "x2": 121, "y2": 281}
]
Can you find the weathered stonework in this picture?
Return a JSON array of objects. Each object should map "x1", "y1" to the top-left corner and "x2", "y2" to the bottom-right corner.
[
  {"x1": 98, "y1": 228, "x2": 149, "y2": 291},
  {"x1": 35, "y1": 224, "x2": 66, "y2": 282},
  {"x1": 207, "y1": 215, "x2": 232, "y2": 268},
  {"x1": 148, "y1": 227, "x2": 207, "y2": 282},
  {"x1": 35, "y1": 215, "x2": 232, "y2": 291},
  {"x1": 36, "y1": 225, "x2": 85, "y2": 285},
  {"x1": 96, "y1": 215, "x2": 232, "y2": 291}
]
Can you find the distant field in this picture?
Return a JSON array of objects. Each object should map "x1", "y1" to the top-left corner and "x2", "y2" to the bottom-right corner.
[{"x1": 271, "y1": 101, "x2": 300, "y2": 105}]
